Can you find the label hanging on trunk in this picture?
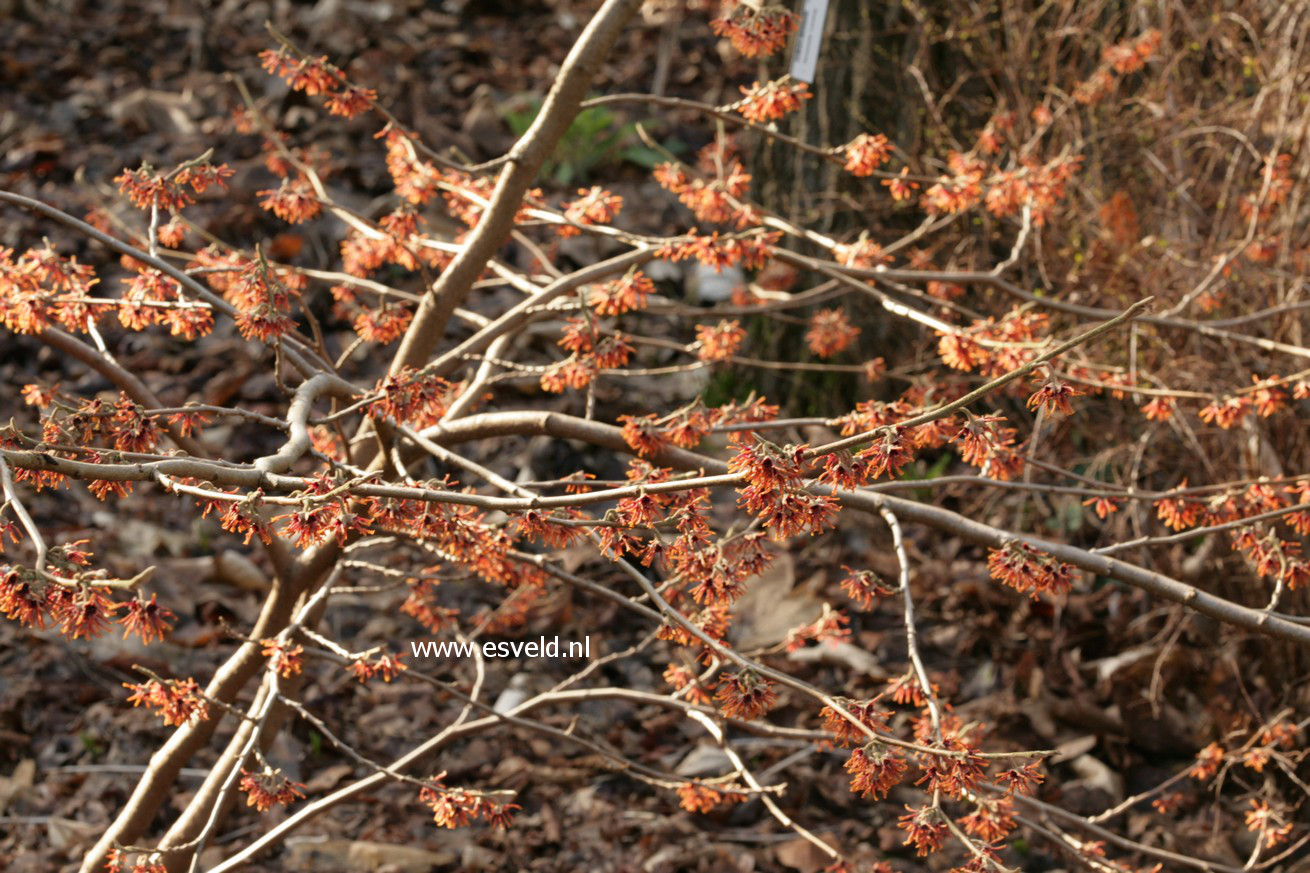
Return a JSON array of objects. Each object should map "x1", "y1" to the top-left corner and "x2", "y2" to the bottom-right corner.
[{"x1": 789, "y1": 0, "x2": 831, "y2": 84}]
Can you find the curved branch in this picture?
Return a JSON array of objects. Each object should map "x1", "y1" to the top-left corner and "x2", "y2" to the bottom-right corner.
[
  {"x1": 253, "y1": 374, "x2": 359, "y2": 474},
  {"x1": 388, "y1": 0, "x2": 645, "y2": 372}
]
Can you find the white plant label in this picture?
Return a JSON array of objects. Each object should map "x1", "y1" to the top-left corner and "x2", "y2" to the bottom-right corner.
[{"x1": 789, "y1": 0, "x2": 831, "y2": 84}]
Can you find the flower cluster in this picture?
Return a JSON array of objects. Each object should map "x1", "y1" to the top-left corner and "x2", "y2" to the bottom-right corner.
[
  {"x1": 783, "y1": 604, "x2": 850, "y2": 651},
  {"x1": 119, "y1": 267, "x2": 214, "y2": 339},
  {"x1": 731, "y1": 436, "x2": 837, "y2": 538},
  {"x1": 694, "y1": 319, "x2": 746, "y2": 362},
  {"x1": 1027, "y1": 375, "x2": 1084, "y2": 416},
  {"x1": 373, "y1": 127, "x2": 441, "y2": 204},
  {"x1": 842, "y1": 133, "x2": 894, "y2": 177},
  {"x1": 272, "y1": 485, "x2": 373, "y2": 550},
  {"x1": 115, "y1": 160, "x2": 234, "y2": 211},
  {"x1": 920, "y1": 152, "x2": 986, "y2": 215},
  {"x1": 258, "y1": 178, "x2": 322, "y2": 224},
  {"x1": 984, "y1": 154, "x2": 1083, "y2": 224},
  {"x1": 260, "y1": 49, "x2": 376, "y2": 118},
  {"x1": 714, "y1": 670, "x2": 777, "y2": 720},
  {"x1": 709, "y1": 1, "x2": 797, "y2": 57},
  {"x1": 1198, "y1": 395, "x2": 1252, "y2": 429},
  {"x1": 0, "y1": 564, "x2": 175, "y2": 644},
  {"x1": 36, "y1": 392, "x2": 163, "y2": 459},
  {"x1": 839, "y1": 566, "x2": 896, "y2": 609},
  {"x1": 338, "y1": 209, "x2": 448, "y2": 280},
  {"x1": 0, "y1": 243, "x2": 102, "y2": 334},
  {"x1": 953, "y1": 413, "x2": 1024, "y2": 480},
  {"x1": 841, "y1": 743, "x2": 908, "y2": 800},
  {"x1": 1154, "y1": 483, "x2": 1204, "y2": 531},
  {"x1": 820, "y1": 698, "x2": 890, "y2": 746},
  {"x1": 734, "y1": 78, "x2": 811, "y2": 123},
  {"x1": 239, "y1": 765, "x2": 307, "y2": 812},
  {"x1": 937, "y1": 307, "x2": 1048, "y2": 376},
  {"x1": 619, "y1": 396, "x2": 778, "y2": 457},
  {"x1": 654, "y1": 141, "x2": 755, "y2": 226},
  {"x1": 805, "y1": 308, "x2": 860, "y2": 358},
  {"x1": 558, "y1": 186, "x2": 623, "y2": 236},
  {"x1": 227, "y1": 255, "x2": 300, "y2": 342},
  {"x1": 986, "y1": 541, "x2": 1078, "y2": 598},
  {"x1": 118, "y1": 594, "x2": 175, "y2": 644},
  {"x1": 123, "y1": 677, "x2": 209, "y2": 727},
  {"x1": 1, "y1": 244, "x2": 207, "y2": 341},
  {"x1": 589, "y1": 271, "x2": 654, "y2": 316},
  {"x1": 882, "y1": 167, "x2": 919, "y2": 201},
  {"x1": 261, "y1": 638, "x2": 305, "y2": 677},
  {"x1": 347, "y1": 652, "x2": 407, "y2": 683},
  {"x1": 200, "y1": 490, "x2": 274, "y2": 546},
  {"x1": 540, "y1": 320, "x2": 634, "y2": 394},
  {"x1": 368, "y1": 367, "x2": 453, "y2": 427},
  {"x1": 897, "y1": 804, "x2": 948, "y2": 856},
  {"x1": 657, "y1": 230, "x2": 779, "y2": 272},
  {"x1": 419, "y1": 774, "x2": 519, "y2": 829},
  {"x1": 676, "y1": 783, "x2": 746, "y2": 813},
  {"x1": 664, "y1": 663, "x2": 714, "y2": 705},
  {"x1": 1233, "y1": 525, "x2": 1309, "y2": 592},
  {"x1": 858, "y1": 426, "x2": 916, "y2": 480},
  {"x1": 368, "y1": 492, "x2": 530, "y2": 589},
  {"x1": 1073, "y1": 28, "x2": 1162, "y2": 104},
  {"x1": 351, "y1": 301, "x2": 414, "y2": 344}
]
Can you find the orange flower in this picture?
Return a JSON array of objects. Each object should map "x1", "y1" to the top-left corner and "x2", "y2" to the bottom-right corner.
[
  {"x1": 118, "y1": 593, "x2": 174, "y2": 644},
  {"x1": 839, "y1": 566, "x2": 894, "y2": 609},
  {"x1": 676, "y1": 783, "x2": 745, "y2": 813},
  {"x1": 50, "y1": 585, "x2": 118, "y2": 639},
  {"x1": 1083, "y1": 496, "x2": 1121, "y2": 519},
  {"x1": 260, "y1": 50, "x2": 339, "y2": 95},
  {"x1": 124, "y1": 677, "x2": 209, "y2": 727},
  {"x1": 960, "y1": 797, "x2": 1017, "y2": 842},
  {"x1": 709, "y1": 2, "x2": 798, "y2": 57},
  {"x1": 559, "y1": 186, "x2": 623, "y2": 236},
  {"x1": 261, "y1": 638, "x2": 305, "y2": 678},
  {"x1": 1155, "y1": 484, "x2": 1204, "y2": 531},
  {"x1": 1140, "y1": 396, "x2": 1175, "y2": 421},
  {"x1": 348, "y1": 653, "x2": 407, "y2": 683},
  {"x1": 986, "y1": 541, "x2": 1077, "y2": 597},
  {"x1": 715, "y1": 670, "x2": 776, "y2": 720},
  {"x1": 858, "y1": 427, "x2": 915, "y2": 479},
  {"x1": 368, "y1": 368, "x2": 452, "y2": 427},
  {"x1": 882, "y1": 167, "x2": 919, "y2": 201},
  {"x1": 114, "y1": 166, "x2": 191, "y2": 211},
  {"x1": 805, "y1": 308, "x2": 860, "y2": 358},
  {"x1": 734, "y1": 79, "x2": 811, "y2": 123},
  {"x1": 842, "y1": 133, "x2": 893, "y2": 176},
  {"x1": 1191, "y1": 742, "x2": 1226, "y2": 780},
  {"x1": 258, "y1": 178, "x2": 322, "y2": 224},
  {"x1": 0, "y1": 569, "x2": 44, "y2": 628},
  {"x1": 353, "y1": 303, "x2": 413, "y2": 344},
  {"x1": 695, "y1": 319, "x2": 746, "y2": 362},
  {"x1": 324, "y1": 85, "x2": 377, "y2": 119},
  {"x1": 898, "y1": 804, "x2": 947, "y2": 856},
  {"x1": 239, "y1": 766, "x2": 307, "y2": 812},
  {"x1": 996, "y1": 761, "x2": 1045, "y2": 795},
  {"x1": 844, "y1": 745, "x2": 907, "y2": 799},
  {"x1": 817, "y1": 452, "x2": 869, "y2": 491},
  {"x1": 1198, "y1": 395, "x2": 1251, "y2": 429},
  {"x1": 618, "y1": 414, "x2": 667, "y2": 457},
  {"x1": 1027, "y1": 377, "x2": 1083, "y2": 415},
  {"x1": 664, "y1": 663, "x2": 715, "y2": 706}
]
